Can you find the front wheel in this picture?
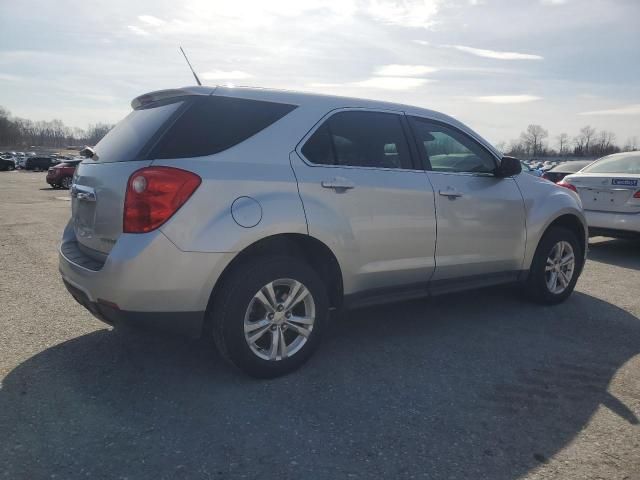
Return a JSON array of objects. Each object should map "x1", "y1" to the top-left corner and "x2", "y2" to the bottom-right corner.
[
  {"x1": 525, "y1": 226, "x2": 582, "y2": 304},
  {"x1": 61, "y1": 177, "x2": 72, "y2": 189},
  {"x1": 210, "y1": 255, "x2": 329, "y2": 378}
]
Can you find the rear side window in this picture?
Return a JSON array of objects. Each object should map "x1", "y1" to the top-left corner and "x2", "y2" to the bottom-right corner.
[
  {"x1": 302, "y1": 111, "x2": 412, "y2": 169},
  {"x1": 149, "y1": 96, "x2": 297, "y2": 159}
]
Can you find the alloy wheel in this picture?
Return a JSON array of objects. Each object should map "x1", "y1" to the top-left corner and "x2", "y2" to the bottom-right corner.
[
  {"x1": 244, "y1": 278, "x2": 315, "y2": 361},
  {"x1": 545, "y1": 240, "x2": 575, "y2": 294}
]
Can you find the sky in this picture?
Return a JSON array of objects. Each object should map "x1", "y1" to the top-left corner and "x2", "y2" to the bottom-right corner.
[{"x1": 0, "y1": 0, "x2": 639, "y2": 147}]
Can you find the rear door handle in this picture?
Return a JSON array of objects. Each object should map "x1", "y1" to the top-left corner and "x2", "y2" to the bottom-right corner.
[
  {"x1": 321, "y1": 177, "x2": 355, "y2": 190},
  {"x1": 438, "y1": 188, "x2": 463, "y2": 198}
]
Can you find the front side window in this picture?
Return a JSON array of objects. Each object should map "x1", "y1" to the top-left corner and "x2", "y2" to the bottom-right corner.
[
  {"x1": 409, "y1": 117, "x2": 496, "y2": 174},
  {"x1": 302, "y1": 111, "x2": 412, "y2": 169}
]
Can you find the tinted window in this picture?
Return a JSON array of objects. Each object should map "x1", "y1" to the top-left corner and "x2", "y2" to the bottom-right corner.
[
  {"x1": 301, "y1": 124, "x2": 334, "y2": 165},
  {"x1": 302, "y1": 111, "x2": 412, "y2": 169},
  {"x1": 410, "y1": 118, "x2": 496, "y2": 173},
  {"x1": 582, "y1": 153, "x2": 640, "y2": 174},
  {"x1": 150, "y1": 96, "x2": 297, "y2": 159},
  {"x1": 94, "y1": 99, "x2": 183, "y2": 163}
]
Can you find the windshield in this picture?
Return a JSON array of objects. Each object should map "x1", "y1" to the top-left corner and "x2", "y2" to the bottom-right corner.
[
  {"x1": 582, "y1": 153, "x2": 640, "y2": 174},
  {"x1": 92, "y1": 99, "x2": 184, "y2": 163}
]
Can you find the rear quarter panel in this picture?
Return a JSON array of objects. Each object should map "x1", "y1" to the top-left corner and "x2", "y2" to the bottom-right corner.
[{"x1": 154, "y1": 105, "x2": 320, "y2": 253}]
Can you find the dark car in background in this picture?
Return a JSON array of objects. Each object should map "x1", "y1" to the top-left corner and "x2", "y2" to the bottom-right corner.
[
  {"x1": 543, "y1": 160, "x2": 593, "y2": 183},
  {"x1": 46, "y1": 159, "x2": 81, "y2": 189},
  {"x1": 24, "y1": 156, "x2": 55, "y2": 171},
  {"x1": 0, "y1": 156, "x2": 16, "y2": 171}
]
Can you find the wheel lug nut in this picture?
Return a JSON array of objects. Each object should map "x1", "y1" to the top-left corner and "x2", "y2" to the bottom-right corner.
[
  {"x1": 270, "y1": 325, "x2": 277, "y2": 331},
  {"x1": 285, "y1": 311, "x2": 291, "y2": 318},
  {"x1": 268, "y1": 313, "x2": 274, "y2": 320},
  {"x1": 277, "y1": 304, "x2": 284, "y2": 312}
]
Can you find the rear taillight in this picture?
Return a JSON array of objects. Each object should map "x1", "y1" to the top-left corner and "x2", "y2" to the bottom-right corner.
[
  {"x1": 634, "y1": 190, "x2": 640, "y2": 199},
  {"x1": 557, "y1": 180, "x2": 577, "y2": 193},
  {"x1": 123, "y1": 166, "x2": 201, "y2": 233}
]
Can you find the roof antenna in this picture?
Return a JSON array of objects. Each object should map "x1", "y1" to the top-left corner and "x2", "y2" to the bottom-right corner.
[{"x1": 179, "y1": 46, "x2": 202, "y2": 86}]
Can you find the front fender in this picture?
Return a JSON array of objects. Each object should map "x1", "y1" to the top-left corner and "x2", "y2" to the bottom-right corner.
[{"x1": 516, "y1": 175, "x2": 587, "y2": 271}]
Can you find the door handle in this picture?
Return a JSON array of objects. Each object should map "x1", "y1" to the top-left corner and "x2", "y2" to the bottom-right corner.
[
  {"x1": 438, "y1": 188, "x2": 463, "y2": 198},
  {"x1": 321, "y1": 177, "x2": 355, "y2": 190}
]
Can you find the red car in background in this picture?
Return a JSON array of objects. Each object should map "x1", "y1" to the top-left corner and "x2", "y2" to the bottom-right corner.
[{"x1": 46, "y1": 159, "x2": 81, "y2": 189}]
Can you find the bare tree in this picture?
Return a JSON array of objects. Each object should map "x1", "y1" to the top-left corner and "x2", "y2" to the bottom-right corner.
[
  {"x1": 519, "y1": 124, "x2": 548, "y2": 157},
  {"x1": 575, "y1": 125, "x2": 596, "y2": 156},
  {"x1": 624, "y1": 136, "x2": 638, "y2": 151},
  {"x1": 556, "y1": 133, "x2": 569, "y2": 156}
]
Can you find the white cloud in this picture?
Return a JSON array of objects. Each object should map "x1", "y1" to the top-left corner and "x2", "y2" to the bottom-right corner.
[
  {"x1": 366, "y1": 0, "x2": 442, "y2": 29},
  {"x1": 138, "y1": 15, "x2": 166, "y2": 26},
  {"x1": 470, "y1": 95, "x2": 542, "y2": 104},
  {"x1": 579, "y1": 104, "x2": 640, "y2": 116},
  {"x1": 353, "y1": 77, "x2": 431, "y2": 90},
  {"x1": 0, "y1": 73, "x2": 21, "y2": 81},
  {"x1": 200, "y1": 70, "x2": 253, "y2": 80},
  {"x1": 375, "y1": 64, "x2": 439, "y2": 76},
  {"x1": 541, "y1": 0, "x2": 567, "y2": 5},
  {"x1": 413, "y1": 40, "x2": 430, "y2": 46},
  {"x1": 450, "y1": 45, "x2": 543, "y2": 60},
  {"x1": 127, "y1": 25, "x2": 149, "y2": 36},
  {"x1": 308, "y1": 82, "x2": 343, "y2": 88}
]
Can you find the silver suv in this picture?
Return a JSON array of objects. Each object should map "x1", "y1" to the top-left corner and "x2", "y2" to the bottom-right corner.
[{"x1": 59, "y1": 86, "x2": 587, "y2": 377}]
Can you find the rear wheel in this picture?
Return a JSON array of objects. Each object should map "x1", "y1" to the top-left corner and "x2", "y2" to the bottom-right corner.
[
  {"x1": 61, "y1": 177, "x2": 72, "y2": 189},
  {"x1": 210, "y1": 255, "x2": 329, "y2": 378},
  {"x1": 525, "y1": 226, "x2": 581, "y2": 304}
]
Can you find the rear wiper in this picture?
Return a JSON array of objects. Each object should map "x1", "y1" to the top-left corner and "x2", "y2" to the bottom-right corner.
[{"x1": 79, "y1": 146, "x2": 98, "y2": 160}]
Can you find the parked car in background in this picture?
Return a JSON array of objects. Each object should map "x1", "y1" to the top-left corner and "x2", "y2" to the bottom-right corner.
[
  {"x1": 560, "y1": 152, "x2": 640, "y2": 238},
  {"x1": 521, "y1": 161, "x2": 543, "y2": 177},
  {"x1": 0, "y1": 156, "x2": 16, "y2": 171},
  {"x1": 59, "y1": 86, "x2": 587, "y2": 378},
  {"x1": 543, "y1": 160, "x2": 593, "y2": 183},
  {"x1": 24, "y1": 156, "x2": 54, "y2": 171},
  {"x1": 46, "y1": 159, "x2": 81, "y2": 189}
]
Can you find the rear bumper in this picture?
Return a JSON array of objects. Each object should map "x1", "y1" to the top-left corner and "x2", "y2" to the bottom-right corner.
[
  {"x1": 63, "y1": 279, "x2": 205, "y2": 337},
  {"x1": 58, "y1": 222, "x2": 234, "y2": 337},
  {"x1": 585, "y1": 209, "x2": 640, "y2": 236}
]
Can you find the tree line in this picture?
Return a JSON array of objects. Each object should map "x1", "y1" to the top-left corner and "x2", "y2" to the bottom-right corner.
[
  {"x1": 499, "y1": 124, "x2": 638, "y2": 159},
  {"x1": 0, "y1": 106, "x2": 113, "y2": 149}
]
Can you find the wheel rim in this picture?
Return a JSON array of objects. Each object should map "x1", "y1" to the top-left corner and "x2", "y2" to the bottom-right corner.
[
  {"x1": 244, "y1": 278, "x2": 315, "y2": 361},
  {"x1": 545, "y1": 240, "x2": 575, "y2": 294},
  {"x1": 62, "y1": 177, "x2": 71, "y2": 189}
]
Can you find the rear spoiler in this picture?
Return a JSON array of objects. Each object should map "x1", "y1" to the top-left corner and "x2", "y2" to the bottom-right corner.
[{"x1": 131, "y1": 86, "x2": 216, "y2": 110}]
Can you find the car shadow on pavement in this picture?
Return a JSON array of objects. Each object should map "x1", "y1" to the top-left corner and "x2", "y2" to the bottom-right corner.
[
  {"x1": 1, "y1": 289, "x2": 638, "y2": 479},
  {"x1": 588, "y1": 237, "x2": 640, "y2": 270}
]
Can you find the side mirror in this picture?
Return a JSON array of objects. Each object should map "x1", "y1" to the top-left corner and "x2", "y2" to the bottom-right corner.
[{"x1": 495, "y1": 156, "x2": 522, "y2": 178}]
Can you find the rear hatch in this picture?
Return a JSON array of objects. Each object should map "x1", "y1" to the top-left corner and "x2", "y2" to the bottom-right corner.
[
  {"x1": 71, "y1": 91, "x2": 194, "y2": 260},
  {"x1": 70, "y1": 86, "x2": 297, "y2": 261},
  {"x1": 570, "y1": 174, "x2": 640, "y2": 213}
]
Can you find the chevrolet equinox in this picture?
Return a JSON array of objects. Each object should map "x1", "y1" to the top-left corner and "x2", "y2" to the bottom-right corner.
[{"x1": 59, "y1": 86, "x2": 587, "y2": 378}]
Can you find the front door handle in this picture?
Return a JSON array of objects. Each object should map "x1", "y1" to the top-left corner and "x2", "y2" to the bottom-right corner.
[
  {"x1": 439, "y1": 188, "x2": 463, "y2": 198},
  {"x1": 321, "y1": 177, "x2": 355, "y2": 191}
]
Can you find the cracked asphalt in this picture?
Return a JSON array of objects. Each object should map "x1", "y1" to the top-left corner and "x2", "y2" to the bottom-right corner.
[{"x1": 1, "y1": 170, "x2": 639, "y2": 479}]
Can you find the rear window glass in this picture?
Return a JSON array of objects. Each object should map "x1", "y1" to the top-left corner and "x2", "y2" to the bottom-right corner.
[
  {"x1": 582, "y1": 153, "x2": 640, "y2": 174},
  {"x1": 93, "y1": 100, "x2": 183, "y2": 163},
  {"x1": 149, "y1": 96, "x2": 297, "y2": 159}
]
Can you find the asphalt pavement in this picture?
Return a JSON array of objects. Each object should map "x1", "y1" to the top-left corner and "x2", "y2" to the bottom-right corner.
[{"x1": 1, "y1": 170, "x2": 639, "y2": 480}]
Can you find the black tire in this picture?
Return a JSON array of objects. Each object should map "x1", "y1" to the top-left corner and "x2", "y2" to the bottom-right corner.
[
  {"x1": 525, "y1": 226, "x2": 582, "y2": 304},
  {"x1": 210, "y1": 255, "x2": 329, "y2": 378},
  {"x1": 61, "y1": 177, "x2": 72, "y2": 189}
]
